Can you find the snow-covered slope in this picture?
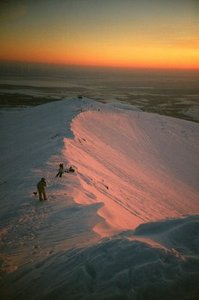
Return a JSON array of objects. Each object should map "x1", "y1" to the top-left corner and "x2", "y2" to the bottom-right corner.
[
  {"x1": 65, "y1": 105, "x2": 199, "y2": 236},
  {"x1": 0, "y1": 98, "x2": 198, "y2": 300}
]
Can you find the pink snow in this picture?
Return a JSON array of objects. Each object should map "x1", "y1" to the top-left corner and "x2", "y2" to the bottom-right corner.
[{"x1": 64, "y1": 108, "x2": 199, "y2": 237}]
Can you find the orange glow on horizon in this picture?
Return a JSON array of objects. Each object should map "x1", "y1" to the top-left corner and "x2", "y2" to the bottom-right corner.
[
  {"x1": 1, "y1": 31, "x2": 199, "y2": 70},
  {"x1": 1, "y1": 44, "x2": 199, "y2": 70},
  {"x1": 0, "y1": 0, "x2": 198, "y2": 70}
]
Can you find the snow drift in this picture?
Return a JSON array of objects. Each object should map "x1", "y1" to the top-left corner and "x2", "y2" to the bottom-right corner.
[
  {"x1": 1, "y1": 216, "x2": 199, "y2": 300},
  {"x1": 0, "y1": 98, "x2": 199, "y2": 300}
]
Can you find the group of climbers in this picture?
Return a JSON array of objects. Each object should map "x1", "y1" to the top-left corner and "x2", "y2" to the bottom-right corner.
[{"x1": 36, "y1": 164, "x2": 75, "y2": 201}]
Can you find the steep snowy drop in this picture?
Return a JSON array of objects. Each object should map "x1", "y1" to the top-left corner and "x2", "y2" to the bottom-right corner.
[{"x1": 65, "y1": 105, "x2": 199, "y2": 237}]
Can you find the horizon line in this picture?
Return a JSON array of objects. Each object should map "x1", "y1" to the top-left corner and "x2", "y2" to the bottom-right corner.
[{"x1": 0, "y1": 59, "x2": 199, "y2": 71}]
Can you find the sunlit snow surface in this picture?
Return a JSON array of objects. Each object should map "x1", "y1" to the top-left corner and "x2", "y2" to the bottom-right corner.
[{"x1": 0, "y1": 98, "x2": 199, "y2": 300}]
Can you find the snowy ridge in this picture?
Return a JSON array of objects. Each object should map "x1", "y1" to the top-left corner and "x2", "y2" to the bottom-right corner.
[{"x1": 0, "y1": 98, "x2": 199, "y2": 300}]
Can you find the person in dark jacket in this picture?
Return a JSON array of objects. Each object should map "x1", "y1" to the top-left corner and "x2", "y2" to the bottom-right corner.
[
  {"x1": 56, "y1": 163, "x2": 64, "y2": 178},
  {"x1": 66, "y1": 166, "x2": 75, "y2": 173},
  {"x1": 37, "y1": 178, "x2": 47, "y2": 201}
]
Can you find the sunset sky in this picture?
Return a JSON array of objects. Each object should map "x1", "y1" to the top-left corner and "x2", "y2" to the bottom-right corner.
[{"x1": 0, "y1": 0, "x2": 198, "y2": 69}]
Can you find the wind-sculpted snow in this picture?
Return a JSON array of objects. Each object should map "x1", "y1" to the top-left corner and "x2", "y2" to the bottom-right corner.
[
  {"x1": 65, "y1": 106, "x2": 199, "y2": 236},
  {"x1": 1, "y1": 216, "x2": 198, "y2": 300}
]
